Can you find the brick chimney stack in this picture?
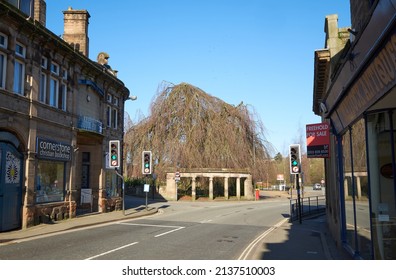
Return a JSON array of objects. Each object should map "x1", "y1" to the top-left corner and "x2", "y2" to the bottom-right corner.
[
  {"x1": 34, "y1": 0, "x2": 46, "y2": 26},
  {"x1": 62, "y1": 7, "x2": 90, "y2": 57}
]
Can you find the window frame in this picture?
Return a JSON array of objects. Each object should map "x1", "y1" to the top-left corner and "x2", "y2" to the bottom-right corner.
[
  {"x1": 13, "y1": 42, "x2": 26, "y2": 95},
  {"x1": 49, "y1": 77, "x2": 58, "y2": 107}
]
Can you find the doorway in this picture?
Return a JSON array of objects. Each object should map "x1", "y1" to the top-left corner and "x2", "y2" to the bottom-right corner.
[{"x1": 0, "y1": 142, "x2": 23, "y2": 231}]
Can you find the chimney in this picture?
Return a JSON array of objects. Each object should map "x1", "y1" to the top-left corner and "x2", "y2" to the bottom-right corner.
[
  {"x1": 62, "y1": 7, "x2": 90, "y2": 57},
  {"x1": 34, "y1": 0, "x2": 46, "y2": 26}
]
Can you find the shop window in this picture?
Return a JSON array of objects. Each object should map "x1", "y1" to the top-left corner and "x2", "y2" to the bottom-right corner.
[
  {"x1": 367, "y1": 110, "x2": 396, "y2": 259},
  {"x1": 105, "y1": 171, "x2": 120, "y2": 198},
  {"x1": 342, "y1": 118, "x2": 372, "y2": 259},
  {"x1": 36, "y1": 160, "x2": 65, "y2": 203}
]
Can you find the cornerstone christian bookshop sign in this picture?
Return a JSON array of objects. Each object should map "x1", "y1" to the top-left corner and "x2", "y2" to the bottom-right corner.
[
  {"x1": 36, "y1": 137, "x2": 72, "y2": 161},
  {"x1": 306, "y1": 123, "x2": 330, "y2": 158}
]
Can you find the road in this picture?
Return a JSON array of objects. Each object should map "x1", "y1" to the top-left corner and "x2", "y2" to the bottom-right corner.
[{"x1": 0, "y1": 199, "x2": 290, "y2": 260}]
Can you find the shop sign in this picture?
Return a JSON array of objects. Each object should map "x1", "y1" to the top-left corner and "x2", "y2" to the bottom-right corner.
[
  {"x1": 36, "y1": 137, "x2": 72, "y2": 161},
  {"x1": 332, "y1": 27, "x2": 396, "y2": 134},
  {"x1": 306, "y1": 122, "x2": 330, "y2": 158}
]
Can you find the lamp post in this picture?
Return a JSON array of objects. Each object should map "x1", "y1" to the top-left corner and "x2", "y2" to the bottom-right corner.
[{"x1": 120, "y1": 94, "x2": 137, "y2": 215}]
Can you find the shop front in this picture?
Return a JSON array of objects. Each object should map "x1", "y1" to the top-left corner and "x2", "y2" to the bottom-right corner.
[
  {"x1": 322, "y1": 10, "x2": 396, "y2": 259},
  {"x1": 33, "y1": 137, "x2": 73, "y2": 224}
]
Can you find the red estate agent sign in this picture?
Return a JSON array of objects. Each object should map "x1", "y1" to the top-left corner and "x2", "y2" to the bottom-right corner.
[{"x1": 306, "y1": 123, "x2": 330, "y2": 158}]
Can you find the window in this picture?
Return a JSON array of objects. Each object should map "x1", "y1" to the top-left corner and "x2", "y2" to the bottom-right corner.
[
  {"x1": 58, "y1": 84, "x2": 67, "y2": 111},
  {"x1": 342, "y1": 119, "x2": 371, "y2": 259},
  {"x1": 0, "y1": 33, "x2": 7, "y2": 48},
  {"x1": 7, "y1": 0, "x2": 33, "y2": 17},
  {"x1": 15, "y1": 44, "x2": 25, "y2": 57},
  {"x1": 13, "y1": 43, "x2": 25, "y2": 95},
  {"x1": 0, "y1": 33, "x2": 7, "y2": 89},
  {"x1": 107, "y1": 94, "x2": 112, "y2": 103},
  {"x1": 0, "y1": 53, "x2": 5, "y2": 89},
  {"x1": 62, "y1": 68, "x2": 67, "y2": 80},
  {"x1": 112, "y1": 108, "x2": 118, "y2": 129},
  {"x1": 105, "y1": 171, "x2": 121, "y2": 197},
  {"x1": 106, "y1": 105, "x2": 111, "y2": 127},
  {"x1": 113, "y1": 96, "x2": 119, "y2": 106},
  {"x1": 367, "y1": 110, "x2": 396, "y2": 259},
  {"x1": 41, "y1": 57, "x2": 47, "y2": 69},
  {"x1": 39, "y1": 73, "x2": 46, "y2": 102},
  {"x1": 35, "y1": 160, "x2": 65, "y2": 203},
  {"x1": 50, "y1": 62, "x2": 59, "y2": 75},
  {"x1": 49, "y1": 78, "x2": 58, "y2": 107},
  {"x1": 13, "y1": 60, "x2": 24, "y2": 94}
]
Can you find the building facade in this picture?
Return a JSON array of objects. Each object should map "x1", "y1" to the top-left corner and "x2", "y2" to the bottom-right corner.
[
  {"x1": 313, "y1": 0, "x2": 396, "y2": 259},
  {"x1": 0, "y1": 0, "x2": 130, "y2": 231}
]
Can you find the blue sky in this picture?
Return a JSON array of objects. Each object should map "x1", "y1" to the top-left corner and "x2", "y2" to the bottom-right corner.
[{"x1": 46, "y1": 0, "x2": 351, "y2": 156}]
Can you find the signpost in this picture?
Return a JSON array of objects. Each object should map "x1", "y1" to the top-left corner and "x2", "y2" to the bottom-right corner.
[
  {"x1": 144, "y1": 184, "x2": 150, "y2": 210},
  {"x1": 175, "y1": 171, "x2": 180, "y2": 201},
  {"x1": 289, "y1": 144, "x2": 302, "y2": 224}
]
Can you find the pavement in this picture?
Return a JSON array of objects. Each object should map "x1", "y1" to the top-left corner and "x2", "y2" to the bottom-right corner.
[{"x1": 0, "y1": 191, "x2": 351, "y2": 260}]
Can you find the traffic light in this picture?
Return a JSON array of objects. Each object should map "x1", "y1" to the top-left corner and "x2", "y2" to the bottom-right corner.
[
  {"x1": 142, "y1": 151, "x2": 152, "y2": 175},
  {"x1": 289, "y1": 144, "x2": 301, "y2": 174},
  {"x1": 109, "y1": 140, "x2": 120, "y2": 168}
]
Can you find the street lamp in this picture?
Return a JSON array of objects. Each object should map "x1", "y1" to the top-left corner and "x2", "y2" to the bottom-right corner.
[{"x1": 120, "y1": 94, "x2": 138, "y2": 215}]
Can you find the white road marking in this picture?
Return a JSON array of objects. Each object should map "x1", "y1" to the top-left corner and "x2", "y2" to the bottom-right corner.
[
  {"x1": 238, "y1": 218, "x2": 289, "y2": 260},
  {"x1": 85, "y1": 242, "x2": 139, "y2": 260},
  {"x1": 118, "y1": 222, "x2": 185, "y2": 237}
]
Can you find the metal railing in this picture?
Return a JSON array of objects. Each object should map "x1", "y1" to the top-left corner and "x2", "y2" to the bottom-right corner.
[{"x1": 289, "y1": 195, "x2": 326, "y2": 221}]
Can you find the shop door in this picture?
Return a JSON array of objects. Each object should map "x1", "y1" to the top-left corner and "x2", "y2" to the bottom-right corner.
[{"x1": 0, "y1": 143, "x2": 23, "y2": 231}]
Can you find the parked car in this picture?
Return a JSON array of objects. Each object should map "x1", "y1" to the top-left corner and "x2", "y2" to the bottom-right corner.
[{"x1": 313, "y1": 183, "x2": 322, "y2": 190}]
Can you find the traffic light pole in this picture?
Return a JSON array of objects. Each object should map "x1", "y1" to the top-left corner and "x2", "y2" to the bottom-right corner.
[
  {"x1": 115, "y1": 169, "x2": 125, "y2": 216},
  {"x1": 296, "y1": 173, "x2": 302, "y2": 224}
]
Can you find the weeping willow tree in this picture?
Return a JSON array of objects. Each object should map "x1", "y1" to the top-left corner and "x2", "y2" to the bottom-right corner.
[{"x1": 124, "y1": 82, "x2": 274, "y2": 183}]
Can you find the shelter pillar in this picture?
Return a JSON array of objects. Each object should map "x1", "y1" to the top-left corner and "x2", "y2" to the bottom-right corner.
[
  {"x1": 192, "y1": 176, "x2": 196, "y2": 201},
  {"x1": 344, "y1": 177, "x2": 349, "y2": 198},
  {"x1": 236, "y1": 177, "x2": 241, "y2": 200},
  {"x1": 166, "y1": 173, "x2": 177, "y2": 201},
  {"x1": 224, "y1": 176, "x2": 229, "y2": 200},
  {"x1": 209, "y1": 176, "x2": 214, "y2": 200},
  {"x1": 356, "y1": 175, "x2": 362, "y2": 199},
  {"x1": 244, "y1": 174, "x2": 253, "y2": 200}
]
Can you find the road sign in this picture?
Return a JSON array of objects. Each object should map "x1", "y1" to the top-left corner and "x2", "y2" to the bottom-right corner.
[{"x1": 175, "y1": 171, "x2": 180, "y2": 182}]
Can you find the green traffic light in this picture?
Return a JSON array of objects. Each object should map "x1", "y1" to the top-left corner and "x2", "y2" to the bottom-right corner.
[{"x1": 292, "y1": 160, "x2": 298, "y2": 166}]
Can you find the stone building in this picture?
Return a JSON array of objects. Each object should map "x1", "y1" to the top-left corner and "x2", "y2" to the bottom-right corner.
[
  {"x1": 313, "y1": 0, "x2": 396, "y2": 259},
  {"x1": 0, "y1": 0, "x2": 130, "y2": 231}
]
